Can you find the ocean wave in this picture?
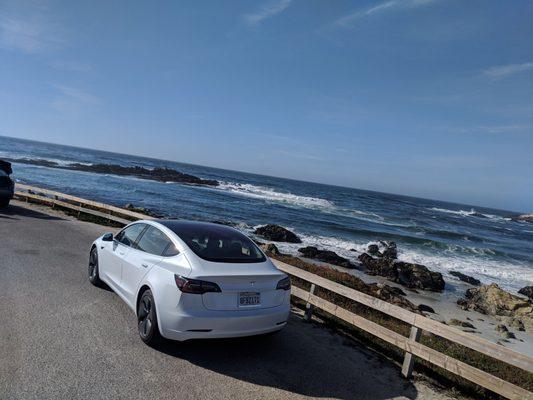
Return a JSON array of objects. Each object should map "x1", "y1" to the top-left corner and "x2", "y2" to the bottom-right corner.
[
  {"x1": 218, "y1": 182, "x2": 335, "y2": 210},
  {"x1": 429, "y1": 207, "x2": 510, "y2": 221}
]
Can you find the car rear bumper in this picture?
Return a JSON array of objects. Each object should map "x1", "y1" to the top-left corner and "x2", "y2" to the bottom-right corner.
[{"x1": 159, "y1": 303, "x2": 290, "y2": 341}]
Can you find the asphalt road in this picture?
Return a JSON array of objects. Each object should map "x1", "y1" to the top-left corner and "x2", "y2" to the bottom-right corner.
[{"x1": 0, "y1": 200, "x2": 453, "y2": 400}]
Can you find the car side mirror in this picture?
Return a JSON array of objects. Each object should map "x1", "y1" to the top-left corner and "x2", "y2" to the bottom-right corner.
[{"x1": 102, "y1": 233, "x2": 114, "y2": 242}]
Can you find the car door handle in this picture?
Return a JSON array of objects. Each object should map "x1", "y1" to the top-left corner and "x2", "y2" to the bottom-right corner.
[
  {"x1": 119, "y1": 252, "x2": 125, "y2": 256},
  {"x1": 141, "y1": 263, "x2": 149, "y2": 268}
]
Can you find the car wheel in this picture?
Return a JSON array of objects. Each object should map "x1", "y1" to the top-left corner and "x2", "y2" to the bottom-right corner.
[
  {"x1": 0, "y1": 200, "x2": 9, "y2": 208},
  {"x1": 88, "y1": 247, "x2": 102, "y2": 286},
  {"x1": 137, "y1": 290, "x2": 162, "y2": 346}
]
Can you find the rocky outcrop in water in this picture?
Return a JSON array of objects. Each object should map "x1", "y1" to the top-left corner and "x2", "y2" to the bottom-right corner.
[
  {"x1": 3, "y1": 158, "x2": 218, "y2": 186},
  {"x1": 298, "y1": 246, "x2": 354, "y2": 269},
  {"x1": 513, "y1": 214, "x2": 533, "y2": 223},
  {"x1": 358, "y1": 253, "x2": 445, "y2": 292},
  {"x1": 457, "y1": 284, "x2": 533, "y2": 332},
  {"x1": 366, "y1": 241, "x2": 398, "y2": 259},
  {"x1": 450, "y1": 271, "x2": 481, "y2": 286},
  {"x1": 518, "y1": 286, "x2": 533, "y2": 300},
  {"x1": 254, "y1": 224, "x2": 301, "y2": 243}
]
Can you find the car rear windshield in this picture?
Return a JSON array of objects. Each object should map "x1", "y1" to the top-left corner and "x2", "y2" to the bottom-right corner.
[{"x1": 162, "y1": 222, "x2": 266, "y2": 263}]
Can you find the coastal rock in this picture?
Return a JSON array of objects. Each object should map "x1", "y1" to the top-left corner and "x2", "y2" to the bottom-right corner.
[
  {"x1": 449, "y1": 319, "x2": 476, "y2": 329},
  {"x1": 518, "y1": 286, "x2": 533, "y2": 300},
  {"x1": 260, "y1": 243, "x2": 281, "y2": 256},
  {"x1": 457, "y1": 284, "x2": 533, "y2": 332},
  {"x1": 358, "y1": 253, "x2": 397, "y2": 279},
  {"x1": 395, "y1": 262, "x2": 445, "y2": 292},
  {"x1": 513, "y1": 214, "x2": 533, "y2": 223},
  {"x1": 450, "y1": 271, "x2": 481, "y2": 286},
  {"x1": 379, "y1": 241, "x2": 398, "y2": 259},
  {"x1": 254, "y1": 224, "x2": 301, "y2": 243},
  {"x1": 298, "y1": 246, "x2": 354, "y2": 269},
  {"x1": 367, "y1": 244, "x2": 380, "y2": 256},
  {"x1": 495, "y1": 324, "x2": 508, "y2": 333},
  {"x1": 358, "y1": 253, "x2": 445, "y2": 292},
  {"x1": 3, "y1": 157, "x2": 219, "y2": 186},
  {"x1": 418, "y1": 304, "x2": 436, "y2": 313}
]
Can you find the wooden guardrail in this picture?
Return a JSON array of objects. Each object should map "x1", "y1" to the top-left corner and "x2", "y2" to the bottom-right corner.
[{"x1": 13, "y1": 184, "x2": 533, "y2": 400}]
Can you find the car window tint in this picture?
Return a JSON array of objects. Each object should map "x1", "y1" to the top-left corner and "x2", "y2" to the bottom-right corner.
[
  {"x1": 117, "y1": 224, "x2": 146, "y2": 247},
  {"x1": 163, "y1": 242, "x2": 179, "y2": 257},
  {"x1": 136, "y1": 226, "x2": 173, "y2": 256}
]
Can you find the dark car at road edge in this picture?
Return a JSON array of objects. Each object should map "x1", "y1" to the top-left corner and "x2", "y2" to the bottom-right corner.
[{"x1": 0, "y1": 160, "x2": 14, "y2": 207}]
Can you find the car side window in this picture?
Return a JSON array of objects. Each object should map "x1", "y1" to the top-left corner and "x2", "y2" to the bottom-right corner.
[
  {"x1": 136, "y1": 226, "x2": 176, "y2": 256},
  {"x1": 116, "y1": 224, "x2": 146, "y2": 247}
]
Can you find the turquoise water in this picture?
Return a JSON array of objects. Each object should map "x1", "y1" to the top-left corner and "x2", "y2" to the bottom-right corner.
[{"x1": 1, "y1": 135, "x2": 531, "y2": 292}]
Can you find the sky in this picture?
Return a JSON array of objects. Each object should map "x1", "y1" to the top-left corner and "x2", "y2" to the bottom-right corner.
[{"x1": 0, "y1": 0, "x2": 532, "y2": 212}]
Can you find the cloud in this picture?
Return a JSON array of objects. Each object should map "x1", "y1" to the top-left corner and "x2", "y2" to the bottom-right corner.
[
  {"x1": 335, "y1": 0, "x2": 439, "y2": 28},
  {"x1": 0, "y1": 15, "x2": 63, "y2": 54},
  {"x1": 459, "y1": 125, "x2": 533, "y2": 134},
  {"x1": 51, "y1": 85, "x2": 101, "y2": 115},
  {"x1": 244, "y1": 0, "x2": 292, "y2": 27},
  {"x1": 483, "y1": 62, "x2": 533, "y2": 79}
]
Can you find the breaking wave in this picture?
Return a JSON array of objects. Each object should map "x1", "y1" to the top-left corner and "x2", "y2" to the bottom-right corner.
[
  {"x1": 218, "y1": 182, "x2": 335, "y2": 210},
  {"x1": 430, "y1": 207, "x2": 510, "y2": 221}
]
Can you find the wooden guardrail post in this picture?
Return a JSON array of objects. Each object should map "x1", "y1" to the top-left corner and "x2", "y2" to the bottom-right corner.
[
  {"x1": 304, "y1": 284, "x2": 316, "y2": 321},
  {"x1": 402, "y1": 326, "x2": 421, "y2": 378}
]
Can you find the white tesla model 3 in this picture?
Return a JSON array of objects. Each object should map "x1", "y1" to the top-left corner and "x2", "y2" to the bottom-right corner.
[{"x1": 88, "y1": 220, "x2": 291, "y2": 345}]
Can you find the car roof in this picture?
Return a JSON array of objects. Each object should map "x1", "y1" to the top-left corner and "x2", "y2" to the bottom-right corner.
[{"x1": 155, "y1": 220, "x2": 241, "y2": 236}]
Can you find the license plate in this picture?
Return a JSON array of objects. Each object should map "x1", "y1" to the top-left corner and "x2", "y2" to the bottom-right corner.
[{"x1": 239, "y1": 292, "x2": 260, "y2": 307}]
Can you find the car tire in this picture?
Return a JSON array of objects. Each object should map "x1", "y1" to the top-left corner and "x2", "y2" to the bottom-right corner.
[
  {"x1": 137, "y1": 290, "x2": 162, "y2": 346},
  {"x1": 0, "y1": 199, "x2": 9, "y2": 208},
  {"x1": 88, "y1": 247, "x2": 103, "y2": 286}
]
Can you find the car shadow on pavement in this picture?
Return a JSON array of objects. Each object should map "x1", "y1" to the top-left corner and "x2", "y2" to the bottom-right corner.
[
  {"x1": 0, "y1": 204, "x2": 64, "y2": 220},
  {"x1": 153, "y1": 313, "x2": 419, "y2": 400}
]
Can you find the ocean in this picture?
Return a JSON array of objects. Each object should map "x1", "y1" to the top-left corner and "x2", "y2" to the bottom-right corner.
[{"x1": 1, "y1": 135, "x2": 532, "y2": 293}]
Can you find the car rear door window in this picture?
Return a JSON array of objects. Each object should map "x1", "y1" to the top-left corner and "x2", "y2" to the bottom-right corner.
[
  {"x1": 136, "y1": 226, "x2": 175, "y2": 256},
  {"x1": 115, "y1": 224, "x2": 146, "y2": 247}
]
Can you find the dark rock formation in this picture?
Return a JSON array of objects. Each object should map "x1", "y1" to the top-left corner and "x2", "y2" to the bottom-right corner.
[
  {"x1": 449, "y1": 319, "x2": 476, "y2": 329},
  {"x1": 495, "y1": 324, "x2": 508, "y2": 333},
  {"x1": 3, "y1": 158, "x2": 219, "y2": 186},
  {"x1": 513, "y1": 214, "x2": 533, "y2": 223},
  {"x1": 518, "y1": 286, "x2": 533, "y2": 300},
  {"x1": 395, "y1": 261, "x2": 445, "y2": 291},
  {"x1": 418, "y1": 304, "x2": 436, "y2": 313},
  {"x1": 298, "y1": 246, "x2": 354, "y2": 268},
  {"x1": 254, "y1": 224, "x2": 301, "y2": 243},
  {"x1": 367, "y1": 244, "x2": 380, "y2": 256},
  {"x1": 379, "y1": 241, "x2": 398, "y2": 259},
  {"x1": 358, "y1": 253, "x2": 397, "y2": 279},
  {"x1": 450, "y1": 271, "x2": 481, "y2": 286},
  {"x1": 358, "y1": 253, "x2": 445, "y2": 292}
]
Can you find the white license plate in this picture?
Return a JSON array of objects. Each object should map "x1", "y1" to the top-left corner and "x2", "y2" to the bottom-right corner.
[{"x1": 239, "y1": 292, "x2": 260, "y2": 307}]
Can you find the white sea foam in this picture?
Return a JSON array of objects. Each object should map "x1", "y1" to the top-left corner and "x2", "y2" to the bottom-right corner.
[
  {"x1": 430, "y1": 207, "x2": 510, "y2": 221},
  {"x1": 219, "y1": 182, "x2": 335, "y2": 210}
]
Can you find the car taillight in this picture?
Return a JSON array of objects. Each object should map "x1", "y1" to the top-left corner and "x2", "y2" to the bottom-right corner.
[
  {"x1": 174, "y1": 275, "x2": 221, "y2": 294},
  {"x1": 276, "y1": 276, "x2": 291, "y2": 291}
]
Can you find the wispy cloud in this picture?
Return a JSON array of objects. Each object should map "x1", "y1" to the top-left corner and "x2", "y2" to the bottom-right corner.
[
  {"x1": 483, "y1": 62, "x2": 533, "y2": 79},
  {"x1": 459, "y1": 125, "x2": 533, "y2": 135},
  {"x1": 51, "y1": 85, "x2": 101, "y2": 115},
  {"x1": 0, "y1": 15, "x2": 63, "y2": 54},
  {"x1": 335, "y1": 0, "x2": 439, "y2": 28},
  {"x1": 243, "y1": 0, "x2": 292, "y2": 27}
]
